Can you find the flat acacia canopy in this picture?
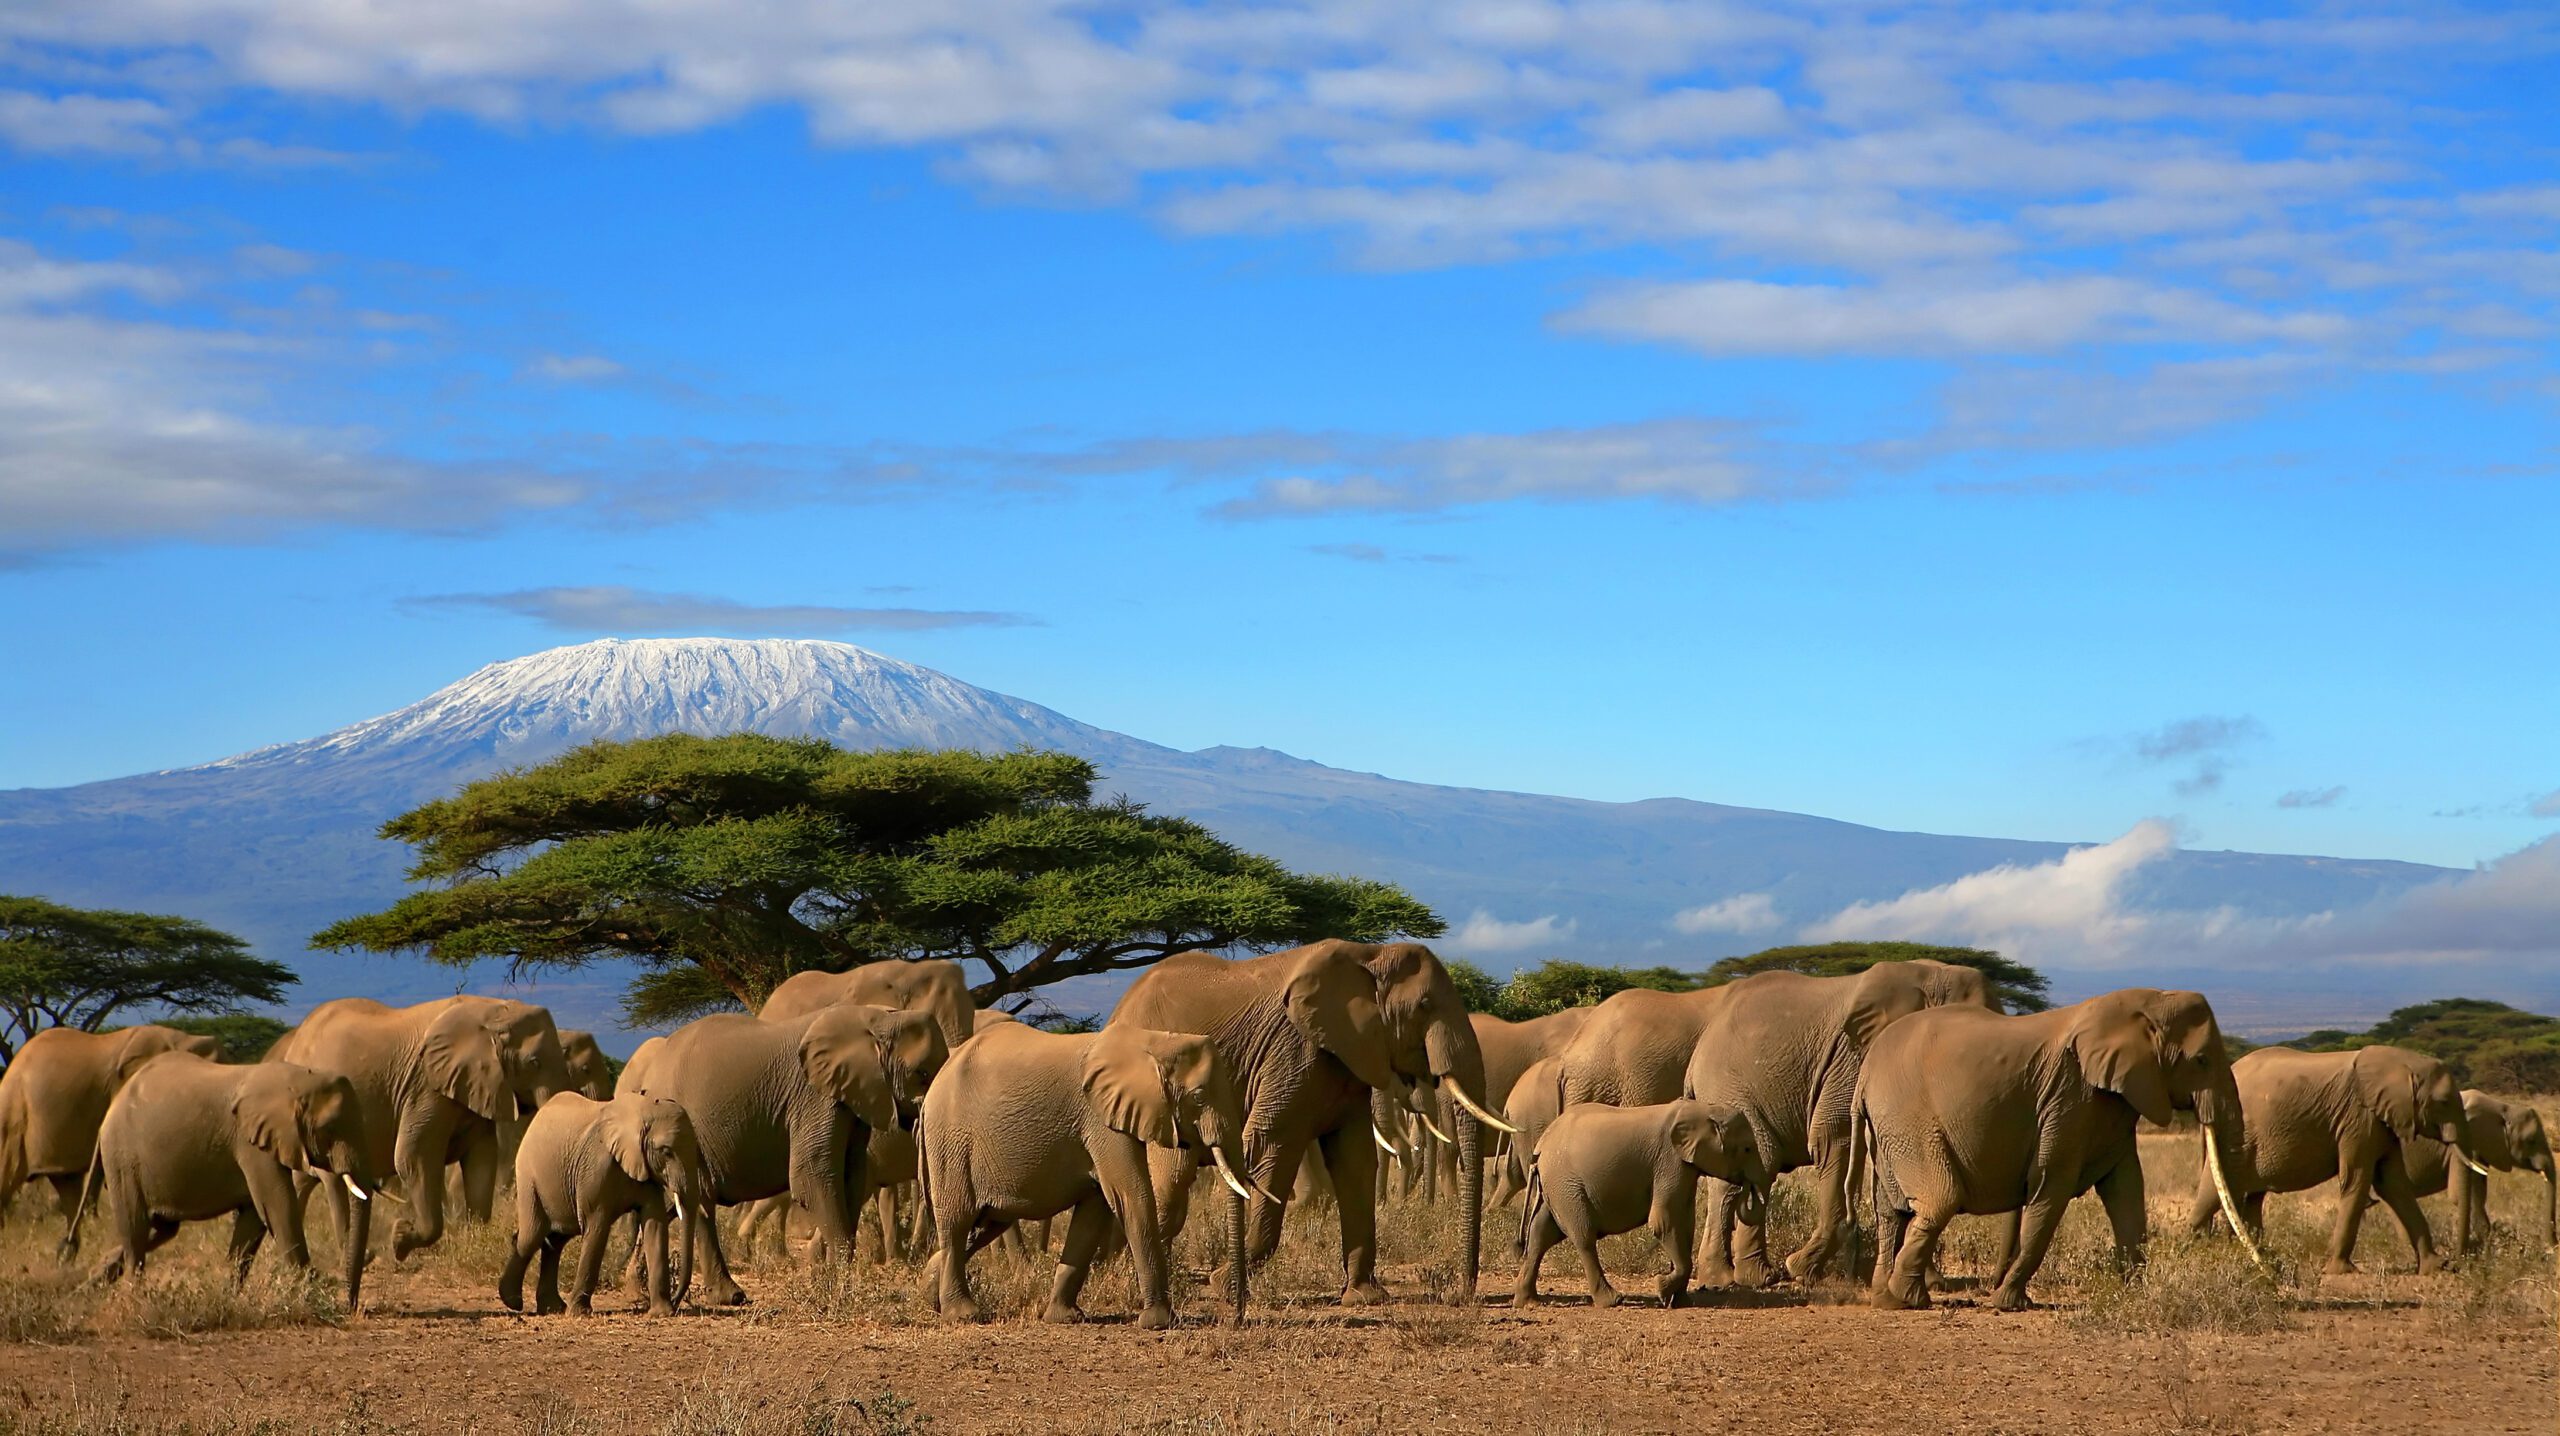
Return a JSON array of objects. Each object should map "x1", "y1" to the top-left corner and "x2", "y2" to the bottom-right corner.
[{"x1": 316, "y1": 734, "x2": 1442, "y2": 1025}]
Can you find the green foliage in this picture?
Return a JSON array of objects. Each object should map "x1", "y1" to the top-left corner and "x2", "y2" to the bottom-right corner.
[
  {"x1": 0, "y1": 896, "x2": 294, "y2": 1068},
  {"x1": 1454, "y1": 958, "x2": 1707, "y2": 1021},
  {"x1": 1703, "y1": 941, "x2": 2053, "y2": 1014},
  {"x1": 2283, "y1": 997, "x2": 2560, "y2": 1090},
  {"x1": 154, "y1": 1013, "x2": 294, "y2": 1062},
  {"x1": 315, "y1": 734, "x2": 1441, "y2": 1025}
]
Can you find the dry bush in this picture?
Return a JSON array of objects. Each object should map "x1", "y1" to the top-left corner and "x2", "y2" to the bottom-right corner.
[
  {"x1": 94, "y1": 1262, "x2": 343, "y2": 1337},
  {"x1": 0, "y1": 1264, "x2": 92, "y2": 1344},
  {"x1": 2066, "y1": 1234, "x2": 2289, "y2": 1336},
  {"x1": 652, "y1": 1383, "x2": 932, "y2": 1436}
]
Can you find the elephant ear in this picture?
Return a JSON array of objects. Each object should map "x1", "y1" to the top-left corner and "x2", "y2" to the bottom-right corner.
[
  {"x1": 1285, "y1": 946, "x2": 1405, "y2": 1097},
  {"x1": 799, "y1": 1007, "x2": 898, "y2": 1131},
  {"x1": 2357, "y1": 1049, "x2": 2425, "y2": 1145},
  {"x1": 232, "y1": 1068, "x2": 311, "y2": 1171},
  {"x1": 420, "y1": 1005, "x2": 513, "y2": 1123},
  {"x1": 602, "y1": 1098, "x2": 652, "y2": 1184},
  {"x1": 2068, "y1": 1000, "x2": 2174, "y2": 1126},
  {"x1": 1845, "y1": 965, "x2": 1930, "y2": 1048},
  {"x1": 1669, "y1": 1102, "x2": 1754, "y2": 1178},
  {"x1": 1081, "y1": 1027, "x2": 1185, "y2": 1147}
]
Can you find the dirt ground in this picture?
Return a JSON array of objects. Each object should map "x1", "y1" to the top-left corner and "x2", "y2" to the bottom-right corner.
[{"x1": 4, "y1": 1130, "x2": 2553, "y2": 1434}]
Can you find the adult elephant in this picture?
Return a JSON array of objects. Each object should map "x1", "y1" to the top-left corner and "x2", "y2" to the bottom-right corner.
[
  {"x1": 1683, "y1": 962, "x2": 1993, "y2": 1285},
  {"x1": 619, "y1": 1003, "x2": 946, "y2": 1305},
  {"x1": 1859, "y1": 988, "x2": 2251, "y2": 1311},
  {"x1": 267, "y1": 995, "x2": 569, "y2": 1258},
  {"x1": 2450, "y1": 1092, "x2": 2556, "y2": 1251},
  {"x1": 762, "y1": 959, "x2": 974, "y2": 1051},
  {"x1": 560, "y1": 1031, "x2": 616, "y2": 1100},
  {"x1": 0, "y1": 1024, "x2": 219, "y2": 1228},
  {"x1": 2186, "y1": 1044, "x2": 2476, "y2": 1275},
  {"x1": 1110, "y1": 939, "x2": 1512, "y2": 1305},
  {"x1": 85, "y1": 1052, "x2": 382, "y2": 1309},
  {"x1": 1467, "y1": 1009, "x2": 1587, "y2": 1205}
]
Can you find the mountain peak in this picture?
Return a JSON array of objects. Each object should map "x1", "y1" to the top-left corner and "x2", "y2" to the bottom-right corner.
[{"x1": 193, "y1": 635, "x2": 1151, "y2": 783}]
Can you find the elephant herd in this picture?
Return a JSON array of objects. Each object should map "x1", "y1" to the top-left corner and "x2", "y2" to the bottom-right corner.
[{"x1": 0, "y1": 942, "x2": 2549, "y2": 1332}]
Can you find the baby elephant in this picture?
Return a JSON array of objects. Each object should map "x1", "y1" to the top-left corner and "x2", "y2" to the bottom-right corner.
[
  {"x1": 1514, "y1": 1099, "x2": 1769, "y2": 1309},
  {"x1": 85, "y1": 1052, "x2": 381, "y2": 1308},
  {"x1": 500, "y1": 1092, "x2": 705, "y2": 1317}
]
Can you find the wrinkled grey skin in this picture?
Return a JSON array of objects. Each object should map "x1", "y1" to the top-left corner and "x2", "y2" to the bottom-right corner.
[
  {"x1": 1110, "y1": 940, "x2": 1501, "y2": 1306},
  {"x1": 2389, "y1": 1090, "x2": 2557, "y2": 1253},
  {"x1": 267, "y1": 995, "x2": 570, "y2": 1259},
  {"x1": 500, "y1": 1092, "x2": 707, "y2": 1317},
  {"x1": 1682, "y1": 962, "x2": 1993, "y2": 1286},
  {"x1": 1513, "y1": 1099, "x2": 1770, "y2": 1310},
  {"x1": 85, "y1": 1052, "x2": 380, "y2": 1309},
  {"x1": 0, "y1": 1025, "x2": 220, "y2": 1234},
  {"x1": 762, "y1": 959, "x2": 974, "y2": 1051},
  {"x1": 2189, "y1": 1045, "x2": 2475, "y2": 1275},
  {"x1": 919, "y1": 1023, "x2": 1253, "y2": 1330},
  {"x1": 1472, "y1": 1009, "x2": 1590, "y2": 1206},
  {"x1": 1860, "y1": 988, "x2": 2245, "y2": 1312},
  {"x1": 618, "y1": 1004, "x2": 946, "y2": 1306}
]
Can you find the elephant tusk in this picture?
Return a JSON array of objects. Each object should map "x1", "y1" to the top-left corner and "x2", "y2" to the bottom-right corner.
[
  {"x1": 2460, "y1": 1152, "x2": 2493, "y2": 1177},
  {"x1": 340, "y1": 1173, "x2": 371, "y2": 1204},
  {"x1": 1448, "y1": 1084, "x2": 1520, "y2": 1135},
  {"x1": 1372, "y1": 1126, "x2": 1406, "y2": 1159},
  {"x1": 2202, "y1": 1122, "x2": 2265, "y2": 1272},
  {"x1": 1209, "y1": 1148, "x2": 1255, "y2": 1203},
  {"x1": 1252, "y1": 1179, "x2": 1290, "y2": 1206},
  {"x1": 667, "y1": 1183, "x2": 686, "y2": 1220},
  {"x1": 1413, "y1": 1109, "x2": 1452, "y2": 1145}
]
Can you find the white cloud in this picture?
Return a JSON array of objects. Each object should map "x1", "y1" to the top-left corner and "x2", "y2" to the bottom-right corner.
[
  {"x1": 1805, "y1": 820, "x2": 2178, "y2": 959},
  {"x1": 524, "y1": 353, "x2": 627, "y2": 383},
  {"x1": 2275, "y1": 786, "x2": 2347, "y2": 810},
  {"x1": 1451, "y1": 910, "x2": 1576, "y2": 954},
  {"x1": 406, "y1": 585, "x2": 1035, "y2": 634},
  {"x1": 1672, "y1": 892, "x2": 1780, "y2": 934},
  {"x1": 2531, "y1": 789, "x2": 2560, "y2": 819}
]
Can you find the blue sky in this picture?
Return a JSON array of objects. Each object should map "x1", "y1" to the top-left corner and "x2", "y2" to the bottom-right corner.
[{"x1": 1, "y1": 1, "x2": 2554, "y2": 874}]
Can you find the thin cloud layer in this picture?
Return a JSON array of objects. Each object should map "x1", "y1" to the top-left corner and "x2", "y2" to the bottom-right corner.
[
  {"x1": 1452, "y1": 910, "x2": 1576, "y2": 954},
  {"x1": 408, "y1": 585, "x2": 1036, "y2": 635},
  {"x1": 1672, "y1": 891, "x2": 1781, "y2": 934}
]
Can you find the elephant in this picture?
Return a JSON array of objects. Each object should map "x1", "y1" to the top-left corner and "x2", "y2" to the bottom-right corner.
[
  {"x1": 761, "y1": 959, "x2": 974, "y2": 1051},
  {"x1": 1513, "y1": 1099, "x2": 1772, "y2": 1309},
  {"x1": 1857, "y1": 987, "x2": 2250, "y2": 1312},
  {"x1": 83, "y1": 1051, "x2": 381, "y2": 1308},
  {"x1": 1109, "y1": 939, "x2": 1513, "y2": 1306},
  {"x1": 267, "y1": 995, "x2": 570, "y2": 1258},
  {"x1": 2185, "y1": 1044, "x2": 2475, "y2": 1275},
  {"x1": 1493, "y1": 1056, "x2": 1569, "y2": 1209},
  {"x1": 1470, "y1": 1008, "x2": 1589, "y2": 1203},
  {"x1": 499, "y1": 1092, "x2": 707, "y2": 1317},
  {"x1": 618, "y1": 1003, "x2": 946, "y2": 1306},
  {"x1": 1682, "y1": 962, "x2": 1994, "y2": 1286},
  {"x1": 919, "y1": 1021, "x2": 1261, "y2": 1329},
  {"x1": 2450, "y1": 1092, "x2": 2556, "y2": 1251},
  {"x1": 560, "y1": 1031, "x2": 617, "y2": 1100},
  {"x1": 0, "y1": 1024, "x2": 220, "y2": 1229}
]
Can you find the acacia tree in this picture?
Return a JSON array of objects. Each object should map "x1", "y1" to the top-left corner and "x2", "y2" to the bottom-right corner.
[
  {"x1": 1703, "y1": 941, "x2": 2051, "y2": 1013},
  {"x1": 0, "y1": 896, "x2": 295, "y2": 1067},
  {"x1": 316, "y1": 734, "x2": 1443, "y2": 1025}
]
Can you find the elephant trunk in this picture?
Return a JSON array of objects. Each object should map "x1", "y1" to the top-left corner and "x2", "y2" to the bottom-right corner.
[
  {"x1": 343, "y1": 1183, "x2": 372, "y2": 1313},
  {"x1": 1226, "y1": 1179, "x2": 1248, "y2": 1326},
  {"x1": 1422, "y1": 1015, "x2": 1493, "y2": 1306},
  {"x1": 2543, "y1": 1165, "x2": 2556, "y2": 1249}
]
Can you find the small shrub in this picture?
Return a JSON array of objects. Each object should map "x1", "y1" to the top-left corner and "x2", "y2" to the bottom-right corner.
[
  {"x1": 96, "y1": 1264, "x2": 342, "y2": 1337},
  {"x1": 0, "y1": 1265, "x2": 91, "y2": 1343},
  {"x1": 2069, "y1": 1236, "x2": 2288, "y2": 1336}
]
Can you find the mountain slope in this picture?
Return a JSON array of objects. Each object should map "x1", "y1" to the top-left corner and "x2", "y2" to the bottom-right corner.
[{"x1": 0, "y1": 637, "x2": 2460, "y2": 1035}]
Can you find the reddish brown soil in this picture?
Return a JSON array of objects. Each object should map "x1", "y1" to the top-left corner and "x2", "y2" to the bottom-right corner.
[{"x1": 1, "y1": 1260, "x2": 2548, "y2": 1435}]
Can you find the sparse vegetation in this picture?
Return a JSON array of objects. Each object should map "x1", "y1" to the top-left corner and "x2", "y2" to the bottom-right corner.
[{"x1": 2285, "y1": 998, "x2": 2560, "y2": 1091}]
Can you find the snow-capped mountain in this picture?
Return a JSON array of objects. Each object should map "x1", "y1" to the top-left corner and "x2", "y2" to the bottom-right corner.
[{"x1": 0, "y1": 636, "x2": 2471, "y2": 1039}]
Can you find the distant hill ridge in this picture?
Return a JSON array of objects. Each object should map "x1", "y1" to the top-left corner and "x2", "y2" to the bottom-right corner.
[{"x1": 0, "y1": 637, "x2": 2456, "y2": 1035}]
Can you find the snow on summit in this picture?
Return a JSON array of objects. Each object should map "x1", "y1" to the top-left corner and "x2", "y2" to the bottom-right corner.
[{"x1": 199, "y1": 636, "x2": 1141, "y2": 777}]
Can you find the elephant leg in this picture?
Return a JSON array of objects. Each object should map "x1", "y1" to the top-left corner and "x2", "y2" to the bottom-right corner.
[
  {"x1": 1987, "y1": 1208, "x2": 2021, "y2": 1289},
  {"x1": 499, "y1": 1218, "x2": 543, "y2": 1312},
  {"x1": 2373, "y1": 1162, "x2": 2440, "y2": 1275},
  {"x1": 458, "y1": 1124, "x2": 501, "y2": 1224},
  {"x1": 1875, "y1": 1200, "x2": 1951, "y2": 1311},
  {"x1": 2185, "y1": 1169, "x2": 2225, "y2": 1234},
  {"x1": 1513, "y1": 1204, "x2": 1561, "y2": 1306},
  {"x1": 693, "y1": 1203, "x2": 749, "y2": 1306},
  {"x1": 310, "y1": 1168, "x2": 351, "y2": 1254},
  {"x1": 1696, "y1": 1176, "x2": 1738, "y2": 1286},
  {"x1": 1042, "y1": 1193, "x2": 1114, "y2": 1325},
  {"x1": 1146, "y1": 1144, "x2": 1203, "y2": 1248},
  {"x1": 1788, "y1": 1142, "x2": 1855, "y2": 1282},
  {"x1": 1653, "y1": 1184, "x2": 1697, "y2": 1309},
  {"x1": 2449, "y1": 1160, "x2": 2478, "y2": 1255},
  {"x1": 1988, "y1": 1191, "x2": 2071, "y2": 1313},
  {"x1": 1726, "y1": 1183, "x2": 1775, "y2": 1288},
  {"x1": 242, "y1": 1160, "x2": 309, "y2": 1274},
  {"x1": 2326, "y1": 1162, "x2": 2374, "y2": 1274},
  {"x1": 1318, "y1": 1121, "x2": 1389, "y2": 1306},
  {"x1": 536, "y1": 1233, "x2": 568, "y2": 1316},
  {"x1": 568, "y1": 1211, "x2": 609, "y2": 1316},
  {"x1": 932, "y1": 1203, "x2": 989, "y2": 1322},
  {"x1": 1562, "y1": 1206, "x2": 1618, "y2": 1309},
  {"x1": 391, "y1": 1114, "x2": 457, "y2": 1260},
  {"x1": 869, "y1": 1184, "x2": 902, "y2": 1264},
  {"x1": 225, "y1": 1207, "x2": 266, "y2": 1282},
  {"x1": 2094, "y1": 1157, "x2": 2147, "y2": 1273}
]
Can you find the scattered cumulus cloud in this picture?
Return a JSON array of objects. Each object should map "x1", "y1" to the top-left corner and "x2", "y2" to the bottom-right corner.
[
  {"x1": 404, "y1": 585, "x2": 1036, "y2": 636},
  {"x1": 2275, "y1": 786, "x2": 2347, "y2": 809},
  {"x1": 1451, "y1": 911, "x2": 1576, "y2": 954},
  {"x1": 1306, "y1": 542, "x2": 1460, "y2": 565},
  {"x1": 1672, "y1": 892, "x2": 1780, "y2": 934},
  {"x1": 524, "y1": 353, "x2": 627, "y2": 384},
  {"x1": 2123, "y1": 714, "x2": 2266, "y2": 796}
]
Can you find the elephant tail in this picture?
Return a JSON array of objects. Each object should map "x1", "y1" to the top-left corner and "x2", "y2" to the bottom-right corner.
[
  {"x1": 1516, "y1": 1158, "x2": 1543, "y2": 1260},
  {"x1": 911, "y1": 1113, "x2": 935, "y2": 1256},
  {"x1": 60, "y1": 1140, "x2": 104, "y2": 1260},
  {"x1": 1845, "y1": 1077, "x2": 1874, "y2": 1284}
]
